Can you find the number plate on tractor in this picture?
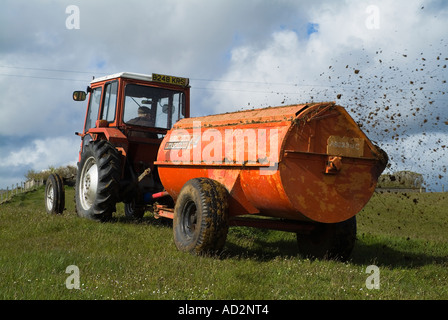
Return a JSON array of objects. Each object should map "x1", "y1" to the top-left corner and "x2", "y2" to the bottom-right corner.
[
  {"x1": 152, "y1": 73, "x2": 189, "y2": 87},
  {"x1": 327, "y1": 136, "x2": 364, "y2": 157}
]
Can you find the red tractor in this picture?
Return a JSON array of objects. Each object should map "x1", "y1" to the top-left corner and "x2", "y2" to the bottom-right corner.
[
  {"x1": 45, "y1": 72, "x2": 190, "y2": 220},
  {"x1": 45, "y1": 71, "x2": 387, "y2": 260}
]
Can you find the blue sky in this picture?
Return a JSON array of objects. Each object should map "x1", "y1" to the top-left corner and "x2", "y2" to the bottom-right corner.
[{"x1": 0, "y1": 0, "x2": 447, "y2": 191}]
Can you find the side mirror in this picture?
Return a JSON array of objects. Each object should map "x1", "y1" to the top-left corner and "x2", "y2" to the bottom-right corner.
[{"x1": 73, "y1": 91, "x2": 87, "y2": 101}]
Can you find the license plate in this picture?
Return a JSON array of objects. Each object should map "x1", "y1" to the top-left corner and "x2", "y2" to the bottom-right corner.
[{"x1": 152, "y1": 73, "x2": 189, "y2": 87}]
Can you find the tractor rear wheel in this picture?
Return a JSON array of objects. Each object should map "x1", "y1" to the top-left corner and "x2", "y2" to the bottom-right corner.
[
  {"x1": 75, "y1": 140, "x2": 121, "y2": 221},
  {"x1": 45, "y1": 173, "x2": 65, "y2": 214},
  {"x1": 173, "y1": 178, "x2": 229, "y2": 255},
  {"x1": 296, "y1": 216, "x2": 357, "y2": 261}
]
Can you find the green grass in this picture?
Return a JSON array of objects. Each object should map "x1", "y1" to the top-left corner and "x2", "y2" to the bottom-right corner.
[{"x1": 0, "y1": 187, "x2": 447, "y2": 300}]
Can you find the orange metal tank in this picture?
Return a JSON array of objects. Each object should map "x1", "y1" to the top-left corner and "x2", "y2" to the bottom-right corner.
[{"x1": 155, "y1": 102, "x2": 387, "y2": 223}]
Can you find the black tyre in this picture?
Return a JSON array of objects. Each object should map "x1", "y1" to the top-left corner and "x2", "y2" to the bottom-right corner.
[
  {"x1": 173, "y1": 178, "x2": 229, "y2": 255},
  {"x1": 296, "y1": 216, "x2": 357, "y2": 261},
  {"x1": 75, "y1": 140, "x2": 121, "y2": 220},
  {"x1": 45, "y1": 173, "x2": 65, "y2": 214},
  {"x1": 124, "y1": 198, "x2": 145, "y2": 219}
]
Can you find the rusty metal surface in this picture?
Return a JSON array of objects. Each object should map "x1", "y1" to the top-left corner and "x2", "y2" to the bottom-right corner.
[{"x1": 156, "y1": 102, "x2": 387, "y2": 223}]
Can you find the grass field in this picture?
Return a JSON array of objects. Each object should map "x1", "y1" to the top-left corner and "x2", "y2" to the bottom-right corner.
[{"x1": 0, "y1": 186, "x2": 447, "y2": 300}]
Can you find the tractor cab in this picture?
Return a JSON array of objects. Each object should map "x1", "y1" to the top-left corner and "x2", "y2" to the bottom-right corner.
[
  {"x1": 74, "y1": 72, "x2": 190, "y2": 147},
  {"x1": 72, "y1": 72, "x2": 190, "y2": 220}
]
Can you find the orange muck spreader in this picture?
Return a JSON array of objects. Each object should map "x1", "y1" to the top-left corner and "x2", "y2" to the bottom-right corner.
[{"x1": 45, "y1": 72, "x2": 387, "y2": 261}]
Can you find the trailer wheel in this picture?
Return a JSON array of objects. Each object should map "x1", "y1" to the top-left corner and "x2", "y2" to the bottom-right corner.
[
  {"x1": 296, "y1": 216, "x2": 356, "y2": 261},
  {"x1": 75, "y1": 140, "x2": 121, "y2": 221},
  {"x1": 45, "y1": 173, "x2": 65, "y2": 214},
  {"x1": 173, "y1": 178, "x2": 229, "y2": 255}
]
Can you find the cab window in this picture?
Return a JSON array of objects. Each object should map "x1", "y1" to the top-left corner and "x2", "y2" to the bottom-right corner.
[
  {"x1": 123, "y1": 84, "x2": 185, "y2": 129},
  {"x1": 101, "y1": 81, "x2": 118, "y2": 122},
  {"x1": 84, "y1": 87, "x2": 102, "y2": 132}
]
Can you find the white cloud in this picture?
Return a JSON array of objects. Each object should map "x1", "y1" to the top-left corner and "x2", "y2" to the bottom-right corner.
[
  {"x1": 207, "y1": 0, "x2": 448, "y2": 112},
  {"x1": 0, "y1": 136, "x2": 78, "y2": 171}
]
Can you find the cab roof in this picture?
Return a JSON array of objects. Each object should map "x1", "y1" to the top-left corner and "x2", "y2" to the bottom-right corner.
[{"x1": 90, "y1": 72, "x2": 152, "y2": 84}]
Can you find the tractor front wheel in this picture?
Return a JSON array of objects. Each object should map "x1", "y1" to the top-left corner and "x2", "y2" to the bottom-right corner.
[
  {"x1": 124, "y1": 198, "x2": 145, "y2": 219},
  {"x1": 75, "y1": 140, "x2": 121, "y2": 221},
  {"x1": 45, "y1": 173, "x2": 65, "y2": 214}
]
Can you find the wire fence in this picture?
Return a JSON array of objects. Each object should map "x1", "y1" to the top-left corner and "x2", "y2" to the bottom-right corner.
[{"x1": 0, "y1": 179, "x2": 44, "y2": 205}]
